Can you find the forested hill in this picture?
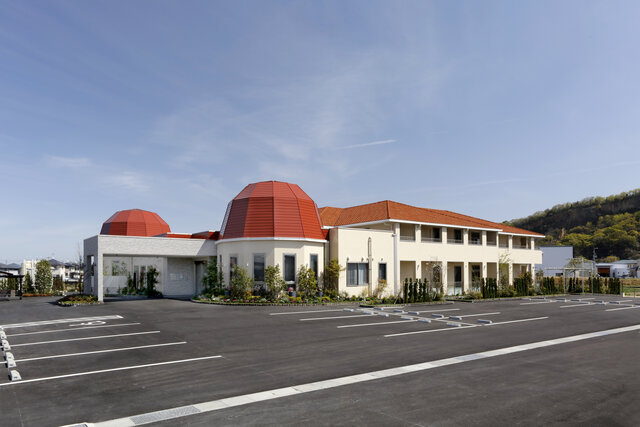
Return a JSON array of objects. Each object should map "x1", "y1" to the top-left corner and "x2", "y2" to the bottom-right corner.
[{"x1": 507, "y1": 189, "x2": 640, "y2": 260}]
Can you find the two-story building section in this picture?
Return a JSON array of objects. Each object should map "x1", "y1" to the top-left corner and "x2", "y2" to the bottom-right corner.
[
  {"x1": 84, "y1": 180, "x2": 543, "y2": 301},
  {"x1": 320, "y1": 200, "x2": 543, "y2": 296}
]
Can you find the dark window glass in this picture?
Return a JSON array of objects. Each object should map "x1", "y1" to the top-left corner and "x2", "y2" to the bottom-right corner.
[
  {"x1": 284, "y1": 255, "x2": 296, "y2": 283},
  {"x1": 378, "y1": 263, "x2": 387, "y2": 281},
  {"x1": 253, "y1": 254, "x2": 265, "y2": 282},
  {"x1": 310, "y1": 254, "x2": 318, "y2": 279},
  {"x1": 433, "y1": 228, "x2": 440, "y2": 239},
  {"x1": 454, "y1": 266, "x2": 462, "y2": 282},
  {"x1": 454, "y1": 229, "x2": 462, "y2": 241},
  {"x1": 347, "y1": 263, "x2": 368, "y2": 286},
  {"x1": 229, "y1": 256, "x2": 237, "y2": 280}
]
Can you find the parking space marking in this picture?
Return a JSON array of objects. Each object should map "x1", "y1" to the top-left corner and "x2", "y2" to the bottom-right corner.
[
  {"x1": 269, "y1": 309, "x2": 351, "y2": 316},
  {"x1": 300, "y1": 314, "x2": 373, "y2": 321},
  {"x1": 0, "y1": 315, "x2": 123, "y2": 329},
  {"x1": 384, "y1": 325, "x2": 478, "y2": 337},
  {"x1": 520, "y1": 301, "x2": 554, "y2": 305},
  {"x1": 337, "y1": 320, "x2": 416, "y2": 328},
  {"x1": 11, "y1": 331, "x2": 160, "y2": 347},
  {"x1": 0, "y1": 355, "x2": 222, "y2": 387},
  {"x1": 15, "y1": 341, "x2": 187, "y2": 362},
  {"x1": 7, "y1": 323, "x2": 141, "y2": 337},
  {"x1": 401, "y1": 308, "x2": 460, "y2": 314},
  {"x1": 457, "y1": 312, "x2": 500, "y2": 318},
  {"x1": 58, "y1": 323, "x2": 640, "y2": 426},
  {"x1": 559, "y1": 303, "x2": 593, "y2": 308},
  {"x1": 605, "y1": 305, "x2": 640, "y2": 312},
  {"x1": 484, "y1": 316, "x2": 548, "y2": 326}
]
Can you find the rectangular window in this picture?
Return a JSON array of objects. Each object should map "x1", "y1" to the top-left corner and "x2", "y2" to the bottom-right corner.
[
  {"x1": 454, "y1": 265, "x2": 462, "y2": 282},
  {"x1": 229, "y1": 256, "x2": 238, "y2": 280},
  {"x1": 378, "y1": 263, "x2": 387, "y2": 282},
  {"x1": 433, "y1": 228, "x2": 440, "y2": 239},
  {"x1": 470, "y1": 232, "x2": 481, "y2": 245},
  {"x1": 310, "y1": 254, "x2": 318, "y2": 279},
  {"x1": 454, "y1": 229, "x2": 462, "y2": 241},
  {"x1": 347, "y1": 263, "x2": 368, "y2": 286},
  {"x1": 284, "y1": 255, "x2": 296, "y2": 284},
  {"x1": 253, "y1": 254, "x2": 265, "y2": 282}
]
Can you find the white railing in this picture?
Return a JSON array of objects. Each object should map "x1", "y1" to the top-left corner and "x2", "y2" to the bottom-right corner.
[
  {"x1": 447, "y1": 238, "x2": 463, "y2": 244},
  {"x1": 421, "y1": 237, "x2": 442, "y2": 243},
  {"x1": 400, "y1": 236, "x2": 415, "y2": 242}
]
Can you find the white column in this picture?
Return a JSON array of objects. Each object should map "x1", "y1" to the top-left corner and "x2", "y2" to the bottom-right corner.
[
  {"x1": 508, "y1": 235, "x2": 513, "y2": 250},
  {"x1": 530, "y1": 237, "x2": 535, "y2": 250},
  {"x1": 508, "y1": 262, "x2": 514, "y2": 287},
  {"x1": 442, "y1": 227, "x2": 448, "y2": 245},
  {"x1": 463, "y1": 261, "x2": 469, "y2": 292},
  {"x1": 393, "y1": 223, "x2": 400, "y2": 295},
  {"x1": 463, "y1": 229, "x2": 469, "y2": 245},
  {"x1": 415, "y1": 224, "x2": 421, "y2": 242},
  {"x1": 482, "y1": 261, "x2": 487, "y2": 280},
  {"x1": 96, "y1": 253, "x2": 104, "y2": 302},
  {"x1": 482, "y1": 230, "x2": 487, "y2": 246},
  {"x1": 441, "y1": 261, "x2": 448, "y2": 294}
]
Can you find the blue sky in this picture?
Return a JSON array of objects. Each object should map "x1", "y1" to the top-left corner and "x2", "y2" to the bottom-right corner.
[{"x1": 2, "y1": 0, "x2": 640, "y2": 262}]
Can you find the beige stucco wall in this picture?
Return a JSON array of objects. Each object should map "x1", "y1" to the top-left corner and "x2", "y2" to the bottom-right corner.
[{"x1": 216, "y1": 239, "x2": 325, "y2": 288}]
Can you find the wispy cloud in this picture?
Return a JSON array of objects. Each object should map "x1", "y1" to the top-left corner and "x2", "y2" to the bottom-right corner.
[
  {"x1": 46, "y1": 155, "x2": 92, "y2": 168},
  {"x1": 102, "y1": 172, "x2": 150, "y2": 193},
  {"x1": 334, "y1": 139, "x2": 396, "y2": 150}
]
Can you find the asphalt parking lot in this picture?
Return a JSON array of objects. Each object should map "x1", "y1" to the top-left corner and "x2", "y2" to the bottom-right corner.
[{"x1": 1, "y1": 295, "x2": 639, "y2": 426}]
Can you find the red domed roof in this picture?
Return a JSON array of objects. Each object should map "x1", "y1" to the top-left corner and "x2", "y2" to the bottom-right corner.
[
  {"x1": 100, "y1": 209, "x2": 171, "y2": 236},
  {"x1": 220, "y1": 181, "x2": 325, "y2": 240}
]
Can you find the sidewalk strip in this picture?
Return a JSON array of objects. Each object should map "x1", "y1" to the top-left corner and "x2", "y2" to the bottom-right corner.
[{"x1": 79, "y1": 323, "x2": 640, "y2": 427}]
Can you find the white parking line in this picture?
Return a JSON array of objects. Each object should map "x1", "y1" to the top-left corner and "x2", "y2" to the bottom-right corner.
[
  {"x1": 0, "y1": 355, "x2": 222, "y2": 387},
  {"x1": 520, "y1": 301, "x2": 554, "y2": 305},
  {"x1": 75, "y1": 323, "x2": 640, "y2": 426},
  {"x1": 385, "y1": 325, "x2": 477, "y2": 337},
  {"x1": 300, "y1": 314, "x2": 373, "y2": 321},
  {"x1": 269, "y1": 309, "x2": 349, "y2": 316},
  {"x1": 15, "y1": 342, "x2": 187, "y2": 362},
  {"x1": 404, "y1": 308, "x2": 460, "y2": 314},
  {"x1": 337, "y1": 320, "x2": 415, "y2": 328},
  {"x1": 559, "y1": 304, "x2": 593, "y2": 308},
  {"x1": 458, "y1": 312, "x2": 500, "y2": 318},
  {"x1": 605, "y1": 305, "x2": 640, "y2": 312},
  {"x1": 10, "y1": 331, "x2": 160, "y2": 347},
  {"x1": 484, "y1": 317, "x2": 548, "y2": 326},
  {"x1": 0, "y1": 315, "x2": 123, "y2": 329},
  {"x1": 7, "y1": 323, "x2": 141, "y2": 337}
]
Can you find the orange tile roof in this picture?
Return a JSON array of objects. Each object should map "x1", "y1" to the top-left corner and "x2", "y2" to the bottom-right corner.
[{"x1": 319, "y1": 201, "x2": 543, "y2": 236}]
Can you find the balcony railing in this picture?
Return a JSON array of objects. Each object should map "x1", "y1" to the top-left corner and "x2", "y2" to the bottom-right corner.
[
  {"x1": 400, "y1": 236, "x2": 415, "y2": 242},
  {"x1": 487, "y1": 241, "x2": 497, "y2": 246},
  {"x1": 469, "y1": 239, "x2": 482, "y2": 245},
  {"x1": 447, "y1": 238, "x2": 463, "y2": 244},
  {"x1": 513, "y1": 244, "x2": 530, "y2": 249},
  {"x1": 421, "y1": 237, "x2": 442, "y2": 243},
  {"x1": 499, "y1": 243, "x2": 508, "y2": 248}
]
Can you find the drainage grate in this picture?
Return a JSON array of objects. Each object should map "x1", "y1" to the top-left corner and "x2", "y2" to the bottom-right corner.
[{"x1": 130, "y1": 405, "x2": 201, "y2": 425}]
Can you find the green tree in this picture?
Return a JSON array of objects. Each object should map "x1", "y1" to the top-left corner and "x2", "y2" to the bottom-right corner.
[
  {"x1": 229, "y1": 265, "x2": 253, "y2": 299},
  {"x1": 202, "y1": 258, "x2": 223, "y2": 295},
  {"x1": 145, "y1": 266, "x2": 161, "y2": 298},
  {"x1": 35, "y1": 259, "x2": 52, "y2": 294},
  {"x1": 322, "y1": 258, "x2": 344, "y2": 296},
  {"x1": 23, "y1": 271, "x2": 33, "y2": 293},
  {"x1": 264, "y1": 265, "x2": 286, "y2": 299},
  {"x1": 297, "y1": 265, "x2": 318, "y2": 298}
]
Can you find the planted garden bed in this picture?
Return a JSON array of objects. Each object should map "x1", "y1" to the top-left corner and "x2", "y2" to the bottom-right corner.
[{"x1": 57, "y1": 294, "x2": 101, "y2": 306}]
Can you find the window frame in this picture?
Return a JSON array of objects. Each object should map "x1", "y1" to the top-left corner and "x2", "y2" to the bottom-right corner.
[
  {"x1": 347, "y1": 262, "x2": 369, "y2": 286},
  {"x1": 283, "y1": 254, "x2": 296, "y2": 286}
]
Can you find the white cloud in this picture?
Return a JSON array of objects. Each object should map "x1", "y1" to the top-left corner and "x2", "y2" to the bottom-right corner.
[
  {"x1": 335, "y1": 139, "x2": 396, "y2": 150},
  {"x1": 46, "y1": 155, "x2": 92, "y2": 168},
  {"x1": 102, "y1": 171, "x2": 150, "y2": 193}
]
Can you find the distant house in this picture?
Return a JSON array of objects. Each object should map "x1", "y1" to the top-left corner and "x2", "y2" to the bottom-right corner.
[
  {"x1": 537, "y1": 246, "x2": 574, "y2": 277},
  {"x1": 0, "y1": 262, "x2": 21, "y2": 275},
  {"x1": 596, "y1": 260, "x2": 639, "y2": 278},
  {"x1": 21, "y1": 259, "x2": 82, "y2": 284}
]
